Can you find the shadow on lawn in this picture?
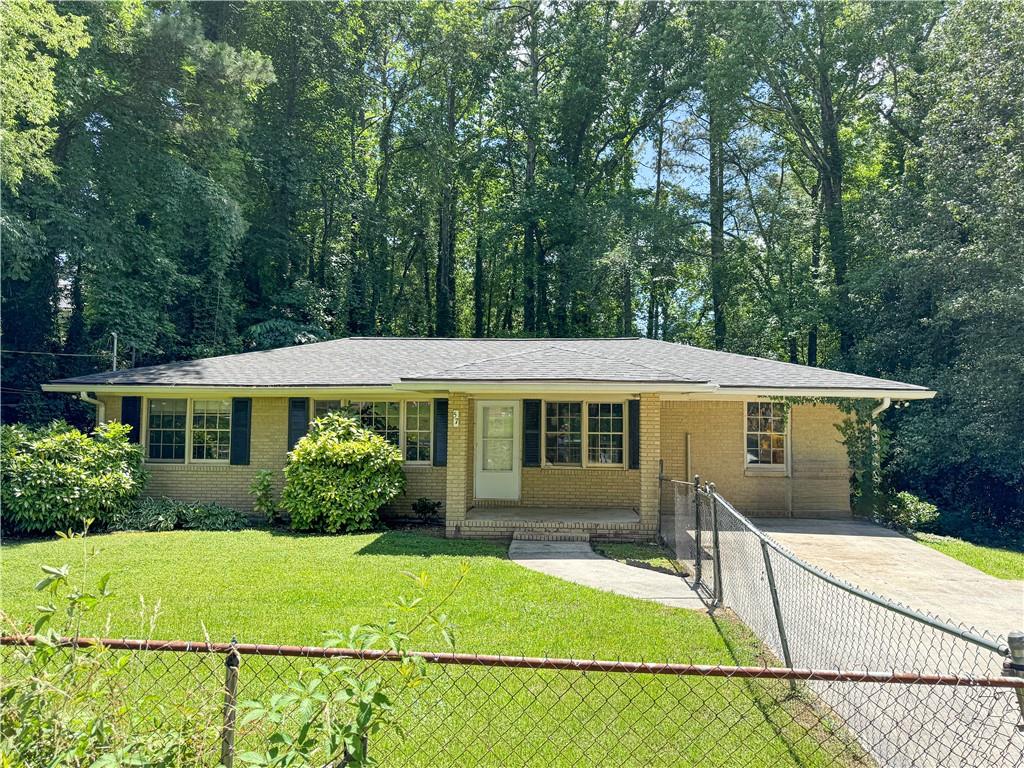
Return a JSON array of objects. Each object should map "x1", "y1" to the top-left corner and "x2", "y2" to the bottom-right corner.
[{"x1": 353, "y1": 529, "x2": 506, "y2": 558}]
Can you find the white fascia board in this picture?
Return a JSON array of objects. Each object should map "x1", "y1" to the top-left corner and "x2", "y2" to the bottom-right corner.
[{"x1": 661, "y1": 387, "x2": 936, "y2": 401}]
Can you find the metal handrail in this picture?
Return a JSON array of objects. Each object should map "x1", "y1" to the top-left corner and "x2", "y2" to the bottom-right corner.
[{"x1": 708, "y1": 491, "x2": 1011, "y2": 657}]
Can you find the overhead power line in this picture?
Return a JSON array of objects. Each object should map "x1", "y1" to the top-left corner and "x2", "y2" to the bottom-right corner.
[{"x1": 0, "y1": 349, "x2": 108, "y2": 358}]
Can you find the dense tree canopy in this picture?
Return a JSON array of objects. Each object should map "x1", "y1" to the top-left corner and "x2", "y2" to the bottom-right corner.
[{"x1": 2, "y1": 0, "x2": 1021, "y2": 532}]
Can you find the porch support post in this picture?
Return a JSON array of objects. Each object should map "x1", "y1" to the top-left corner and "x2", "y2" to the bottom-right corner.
[
  {"x1": 638, "y1": 393, "x2": 662, "y2": 533},
  {"x1": 445, "y1": 392, "x2": 471, "y2": 537}
]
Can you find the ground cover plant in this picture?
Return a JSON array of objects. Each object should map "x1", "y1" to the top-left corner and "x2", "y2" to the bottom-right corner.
[
  {"x1": 1, "y1": 529, "x2": 864, "y2": 766},
  {"x1": 913, "y1": 533, "x2": 1024, "y2": 581}
]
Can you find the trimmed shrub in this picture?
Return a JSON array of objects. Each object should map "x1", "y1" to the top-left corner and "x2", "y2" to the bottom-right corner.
[
  {"x1": 107, "y1": 497, "x2": 247, "y2": 532},
  {"x1": 877, "y1": 491, "x2": 940, "y2": 532},
  {"x1": 1, "y1": 421, "x2": 146, "y2": 535},
  {"x1": 281, "y1": 413, "x2": 406, "y2": 533}
]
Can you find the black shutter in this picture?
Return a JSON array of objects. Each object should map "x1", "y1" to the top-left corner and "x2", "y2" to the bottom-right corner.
[
  {"x1": 230, "y1": 398, "x2": 252, "y2": 465},
  {"x1": 628, "y1": 399, "x2": 640, "y2": 469},
  {"x1": 433, "y1": 398, "x2": 448, "y2": 467},
  {"x1": 121, "y1": 396, "x2": 142, "y2": 444},
  {"x1": 523, "y1": 399, "x2": 541, "y2": 467},
  {"x1": 287, "y1": 398, "x2": 310, "y2": 450}
]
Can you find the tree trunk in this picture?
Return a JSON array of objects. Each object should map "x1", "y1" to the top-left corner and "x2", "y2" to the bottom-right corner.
[
  {"x1": 435, "y1": 78, "x2": 458, "y2": 337},
  {"x1": 817, "y1": 31, "x2": 852, "y2": 356},
  {"x1": 808, "y1": 175, "x2": 821, "y2": 366},
  {"x1": 473, "y1": 174, "x2": 485, "y2": 338},
  {"x1": 709, "y1": 107, "x2": 727, "y2": 350}
]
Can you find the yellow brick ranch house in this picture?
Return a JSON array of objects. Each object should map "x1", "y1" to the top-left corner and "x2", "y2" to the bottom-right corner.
[{"x1": 44, "y1": 337, "x2": 934, "y2": 541}]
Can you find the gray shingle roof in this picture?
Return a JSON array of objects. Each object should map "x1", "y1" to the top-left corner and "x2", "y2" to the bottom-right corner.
[{"x1": 48, "y1": 337, "x2": 930, "y2": 393}]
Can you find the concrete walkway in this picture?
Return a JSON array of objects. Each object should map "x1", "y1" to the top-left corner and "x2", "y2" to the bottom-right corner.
[
  {"x1": 752, "y1": 518, "x2": 1023, "y2": 639},
  {"x1": 507, "y1": 539, "x2": 705, "y2": 611}
]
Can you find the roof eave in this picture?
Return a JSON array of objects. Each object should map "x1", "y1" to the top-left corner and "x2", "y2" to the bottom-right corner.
[{"x1": 664, "y1": 386, "x2": 936, "y2": 401}]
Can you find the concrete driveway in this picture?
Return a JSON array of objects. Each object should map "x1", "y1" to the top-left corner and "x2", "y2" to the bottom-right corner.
[{"x1": 751, "y1": 518, "x2": 1023, "y2": 644}]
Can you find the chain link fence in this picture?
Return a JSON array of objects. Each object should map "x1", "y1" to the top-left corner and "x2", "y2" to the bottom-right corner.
[
  {"x1": 4, "y1": 635, "x2": 1023, "y2": 767},
  {"x1": 662, "y1": 477, "x2": 1024, "y2": 768}
]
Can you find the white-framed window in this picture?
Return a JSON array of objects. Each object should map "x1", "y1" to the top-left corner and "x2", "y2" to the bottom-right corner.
[
  {"x1": 404, "y1": 401, "x2": 432, "y2": 463},
  {"x1": 191, "y1": 399, "x2": 231, "y2": 461},
  {"x1": 544, "y1": 401, "x2": 582, "y2": 465},
  {"x1": 313, "y1": 399, "x2": 342, "y2": 419},
  {"x1": 587, "y1": 402, "x2": 624, "y2": 465},
  {"x1": 542, "y1": 400, "x2": 626, "y2": 467},
  {"x1": 349, "y1": 401, "x2": 401, "y2": 446},
  {"x1": 147, "y1": 398, "x2": 187, "y2": 462},
  {"x1": 745, "y1": 401, "x2": 787, "y2": 467}
]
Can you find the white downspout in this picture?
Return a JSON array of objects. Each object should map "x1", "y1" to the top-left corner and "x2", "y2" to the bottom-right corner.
[
  {"x1": 79, "y1": 391, "x2": 106, "y2": 427},
  {"x1": 871, "y1": 396, "x2": 892, "y2": 421}
]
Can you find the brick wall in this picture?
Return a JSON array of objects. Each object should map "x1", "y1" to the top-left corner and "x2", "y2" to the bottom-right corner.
[
  {"x1": 658, "y1": 400, "x2": 850, "y2": 517},
  {"x1": 100, "y1": 395, "x2": 446, "y2": 515}
]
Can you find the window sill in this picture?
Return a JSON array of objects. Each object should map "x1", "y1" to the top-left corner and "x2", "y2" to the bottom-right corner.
[
  {"x1": 404, "y1": 462, "x2": 435, "y2": 469},
  {"x1": 537, "y1": 464, "x2": 629, "y2": 472},
  {"x1": 145, "y1": 461, "x2": 232, "y2": 470},
  {"x1": 743, "y1": 466, "x2": 789, "y2": 479}
]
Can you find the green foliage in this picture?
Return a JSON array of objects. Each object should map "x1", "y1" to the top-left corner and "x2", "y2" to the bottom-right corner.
[
  {"x1": 0, "y1": 0, "x2": 89, "y2": 192},
  {"x1": 282, "y1": 413, "x2": 406, "y2": 534},
  {"x1": 250, "y1": 469, "x2": 278, "y2": 523},
  {"x1": 411, "y1": 497, "x2": 443, "y2": 522},
  {"x1": 877, "y1": 491, "x2": 939, "y2": 533},
  {"x1": 107, "y1": 497, "x2": 247, "y2": 533},
  {"x1": 236, "y1": 568, "x2": 464, "y2": 768},
  {"x1": 0, "y1": 421, "x2": 146, "y2": 535},
  {"x1": 0, "y1": 522, "x2": 221, "y2": 766}
]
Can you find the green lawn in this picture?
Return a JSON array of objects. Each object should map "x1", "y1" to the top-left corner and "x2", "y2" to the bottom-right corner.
[
  {"x1": 914, "y1": 532, "x2": 1024, "y2": 580},
  {"x1": 1, "y1": 529, "x2": 863, "y2": 766}
]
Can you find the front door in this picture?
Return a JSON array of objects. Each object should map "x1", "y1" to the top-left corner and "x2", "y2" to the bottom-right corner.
[{"x1": 474, "y1": 400, "x2": 520, "y2": 500}]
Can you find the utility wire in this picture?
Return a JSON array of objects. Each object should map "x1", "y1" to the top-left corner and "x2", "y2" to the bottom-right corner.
[{"x1": 0, "y1": 349, "x2": 108, "y2": 358}]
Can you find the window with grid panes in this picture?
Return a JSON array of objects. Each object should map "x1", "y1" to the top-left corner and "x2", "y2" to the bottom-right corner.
[
  {"x1": 147, "y1": 398, "x2": 186, "y2": 462},
  {"x1": 313, "y1": 400, "x2": 342, "y2": 419},
  {"x1": 404, "y1": 401, "x2": 431, "y2": 462},
  {"x1": 745, "y1": 402, "x2": 787, "y2": 466},
  {"x1": 191, "y1": 399, "x2": 231, "y2": 461},
  {"x1": 587, "y1": 402, "x2": 624, "y2": 464},
  {"x1": 544, "y1": 402, "x2": 582, "y2": 464},
  {"x1": 350, "y1": 401, "x2": 400, "y2": 446}
]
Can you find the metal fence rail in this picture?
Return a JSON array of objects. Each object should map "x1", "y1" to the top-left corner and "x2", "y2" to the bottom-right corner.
[
  {"x1": 661, "y1": 477, "x2": 1024, "y2": 768},
  {"x1": 3, "y1": 634, "x2": 1023, "y2": 767}
]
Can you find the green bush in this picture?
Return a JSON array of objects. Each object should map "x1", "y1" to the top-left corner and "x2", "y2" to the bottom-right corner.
[
  {"x1": 1, "y1": 420, "x2": 146, "y2": 535},
  {"x1": 250, "y1": 469, "x2": 278, "y2": 523},
  {"x1": 877, "y1": 491, "x2": 940, "y2": 532},
  {"x1": 107, "y1": 497, "x2": 247, "y2": 532},
  {"x1": 281, "y1": 412, "x2": 406, "y2": 533}
]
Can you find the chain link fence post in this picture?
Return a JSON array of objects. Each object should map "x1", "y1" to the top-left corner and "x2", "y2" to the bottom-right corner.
[
  {"x1": 760, "y1": 539, "x2": 796, "y2": 690},
  {"x1": 692, "y1": 474, "x2": 702, "y2": 586},
  {"x1": 708, "y1": 482, "x2": 723, "y2": 607},
  {"x1": 1004, "y1": 631, "x2": 1024, "y2": 719},
  {"x1": 221, "y1": 637, "x2": 241, "y2": 768}
]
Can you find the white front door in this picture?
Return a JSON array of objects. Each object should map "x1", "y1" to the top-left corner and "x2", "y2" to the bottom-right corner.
[{"x1": 474, "y1": 400, "x2": 520, "y2": 500}]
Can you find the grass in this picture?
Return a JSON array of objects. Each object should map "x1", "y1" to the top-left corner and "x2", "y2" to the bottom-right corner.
[
  {"x1": 1, "y1": 529, "x2": 864, "y2": 766},
  {"x1": 913, "y1": 532, "x2": 1024, "y2": 580},
  {"x1": 592, "y1": 540, "x2": 689, "y2": 576}
]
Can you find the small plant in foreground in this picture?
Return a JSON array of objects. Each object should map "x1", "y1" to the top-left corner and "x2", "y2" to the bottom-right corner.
[{"x1": 250, "y1": 469, "x2": 279, "y2": 523}]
